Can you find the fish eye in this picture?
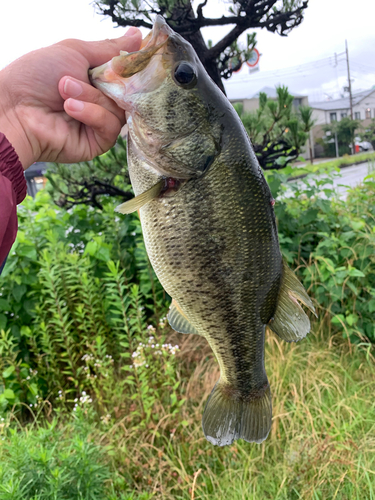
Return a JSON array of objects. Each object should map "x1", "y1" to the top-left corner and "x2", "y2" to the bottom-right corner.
[{"x1": 174, "y1": 62, "x2": 197, "y2": 87}]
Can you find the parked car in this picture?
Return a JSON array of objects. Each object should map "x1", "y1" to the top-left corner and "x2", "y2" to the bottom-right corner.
[{"x1": 355, "y1": 137, "x2": 373, "y2": 152}]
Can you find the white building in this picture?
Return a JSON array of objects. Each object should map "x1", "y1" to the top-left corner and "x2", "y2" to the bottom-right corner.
[
  {"x1": 310, "y1": 88, "x2": 375, "y2": 125},
  {"x1": 227, "y1": 85, "x2": 309, "y2": 112}
]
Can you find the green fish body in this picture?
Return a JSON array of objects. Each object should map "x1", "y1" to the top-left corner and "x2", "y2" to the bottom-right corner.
[{"x1": 90, "y1": 16, "x2": 315, "y2": 446}]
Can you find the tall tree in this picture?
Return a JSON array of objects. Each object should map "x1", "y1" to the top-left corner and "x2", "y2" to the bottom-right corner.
[
  {"x1": 322, "y1": 118, "x2": 360, "y2": 157},
  {"x1": 94, "y1": 0, "x2": 309, "y2": 93},
  {"x1": 234, "y1": 86, "x2": 312, "y2": 170}
]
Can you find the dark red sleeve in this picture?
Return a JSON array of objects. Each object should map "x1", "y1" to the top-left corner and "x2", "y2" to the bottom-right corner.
[{"x1": 0, "y1": 133, "x2": 27, "y2": 268}]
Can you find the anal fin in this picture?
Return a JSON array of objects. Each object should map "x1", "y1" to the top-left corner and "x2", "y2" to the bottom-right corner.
[
  {"x1": 167, "y1": 299, "x2": 201, "y2": 335},
  {"x1": 269, "y1": 260, "x2": 317, "y2": 343}
]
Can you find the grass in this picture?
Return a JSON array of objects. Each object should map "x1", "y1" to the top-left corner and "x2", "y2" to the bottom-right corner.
[
  {"x1": 105, "y1": 329, "x2": 375, "y2": 500},
  {"x1": 1, "y1": 327, "x2": 374, "y2": 499},
  {"x1": 1, "y1": 174, "x2": 374, "y2": 499}
]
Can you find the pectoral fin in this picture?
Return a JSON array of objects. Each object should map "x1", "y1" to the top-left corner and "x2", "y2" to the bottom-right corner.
[
  {"x1": 115, "y1": 180, "x2": 164, "y2": 214},
  {"x1": 269, "y1": 261, "x2": 317, "y2": 343},
  {"x1": 167, "y1": 299, "x2": 201, "y2": 335}
]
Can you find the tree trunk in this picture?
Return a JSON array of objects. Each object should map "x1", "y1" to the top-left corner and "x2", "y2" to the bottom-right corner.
[
  {"x1": 171, "y1": 3, "x2": 226, "y2": 94},
  {"x1": 182, "y1": 32, "x2": 226, "y2": 94}
]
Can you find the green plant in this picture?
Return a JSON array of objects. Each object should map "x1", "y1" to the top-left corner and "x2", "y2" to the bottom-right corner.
[
  {"x1": 234, "y1": 86, "x2": 312, "y2": 169},
  {"x1": 360, "y1": 117, "x2": 375, "y2": 149},
  {"x1": 322, "y1": 117, "x2": 360, "y2": 157},
  {"x1": 0, "y1": 191, "x2": 168, "y2": 415},
  {"x1": 1, "y1": 145, "x2": 375, "y2": 499},
  {"x1": 272, "y1": 170, "x2": 375, "y2": 343},
  {"x1": 0, "y1": 412, "x2": 112, "y2": 500},
  {"x1": 46, "y1": 136, "x2": 133, "y2": 209}
]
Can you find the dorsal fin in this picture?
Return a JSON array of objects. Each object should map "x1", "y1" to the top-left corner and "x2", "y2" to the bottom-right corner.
[{"x1": 115, "y1": 180, "x2": 164, "y2": 214}]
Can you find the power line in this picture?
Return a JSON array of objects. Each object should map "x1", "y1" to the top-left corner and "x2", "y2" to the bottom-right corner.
[
  {"x1": 351, "y1": 62, "x2": 375, "y2": 75},
  {"x1": 224, "y1": 52, "x2": 367, "y2": 86},
  {"x1": 351, "y1": 61, "x2": 375, "y2": 73},
  {"x1": 226, "y1": 60, "x2": 336, "y2": 84},
  {"x1": 226, "y1": 55, "x2": 336, "y2": 82}
]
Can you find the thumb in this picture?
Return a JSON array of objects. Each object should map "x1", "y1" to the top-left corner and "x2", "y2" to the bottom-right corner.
[{"x1": 60, "y1": 27, "x2": 143, "y2": 68}]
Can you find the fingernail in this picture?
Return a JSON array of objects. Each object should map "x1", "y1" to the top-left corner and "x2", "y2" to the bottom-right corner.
[
  {"x1": 125, "y1": 27, "x2": 138, "y2": 37},
  {"x1": 67, "y1": 99, "x2": 84, "y2": 112},
  {"x1": 64, "y1": 78, "x2": 83, "y2": 98}
]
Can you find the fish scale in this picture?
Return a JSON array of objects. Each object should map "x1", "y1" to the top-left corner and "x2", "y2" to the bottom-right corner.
[
  {"x1": 90, "y1": 15, "x2": 316, "y2": 446},
  {"x1": 134, "y1": 132, "x2": 279, "y2": 400}
]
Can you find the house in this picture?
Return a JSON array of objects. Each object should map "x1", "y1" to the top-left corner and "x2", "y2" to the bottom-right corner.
[
  {"x1": 225, "y1": 84, "x2": 312, "y2": 158},
  {"x1": 310, "y1": 87, "x2": 375, "y2": 126},
  {"x1": 309, "y1": 87, "x2": 375, "y2": 156},
  {"x1": 25, "y1": 162, "x2": 48, "y2": 197},
  {"x1": 227, "y1": 85, "x2": 309, "y2": 112}
]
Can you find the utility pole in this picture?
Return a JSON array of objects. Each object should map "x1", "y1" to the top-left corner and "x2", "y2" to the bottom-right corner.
[{"x1": 346, "y1": 40, "x2": 356, "y2": 155}]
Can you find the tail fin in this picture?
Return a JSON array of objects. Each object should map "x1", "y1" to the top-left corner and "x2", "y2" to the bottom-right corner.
[{"x1": 202, "y1": 380, "x2": 272, "y2": 446}]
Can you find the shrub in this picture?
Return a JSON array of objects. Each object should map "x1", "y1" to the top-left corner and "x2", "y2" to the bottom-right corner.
[
  {"x1": 0, "y1": 411, "x2": 111, "y2": 500},
  {"x1": 0, "y1": 193, "x2": 168, "y2": 415},
  {"x1": 1, "y1": 164, "x2": 374, "y2": 418},
  {"x1": 270, "y1": 169, "x2": 375, "y2": 343}
]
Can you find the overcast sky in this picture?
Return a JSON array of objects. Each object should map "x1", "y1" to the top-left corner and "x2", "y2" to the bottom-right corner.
[{"x1": 0, "y1": 0, "x2": 374, "y2": 102}]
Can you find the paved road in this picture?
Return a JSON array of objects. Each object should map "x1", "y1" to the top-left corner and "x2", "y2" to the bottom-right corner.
[
  {"x1": 331, "y1": 161, "x2": 374, "y2": 196},
  {"x1": 287, "y1": 161, "x2": 374, "y2": 198}
]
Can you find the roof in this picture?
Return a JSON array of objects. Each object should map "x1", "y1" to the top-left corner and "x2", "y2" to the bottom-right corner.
[
  {"x1": 224, "y1": 80, "x2": 305, "y2": 101},
  {"x1": 250, "y1": 86, "x2": 304, "y2": 99},
  {"x1": 310, "y1": 87, "x2": 375, "y2": 111},
  {"x1": 309, "y1": 97, "x2": 350, "y2": 111}
]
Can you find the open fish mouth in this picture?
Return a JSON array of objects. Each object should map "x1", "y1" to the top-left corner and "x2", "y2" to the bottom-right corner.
[{"x1": 89, "y1": 16, "x2": 173, "y2": 105}]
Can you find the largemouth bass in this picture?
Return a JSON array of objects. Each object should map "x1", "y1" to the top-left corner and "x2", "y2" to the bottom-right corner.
[{"x1": 90, "y1": 16, "x2": 315, "y2": 446}]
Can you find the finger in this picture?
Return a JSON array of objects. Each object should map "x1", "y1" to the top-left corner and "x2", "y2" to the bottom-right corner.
[
  {"x1": 60, "y1": 27, "x2": 143, "y2": 68},
  {"x1": 64, "y1": 99, "x2": 122, "y2": 154},
  {"x1": 59, "y1": 76, "x2": 126, "y2": 125}
]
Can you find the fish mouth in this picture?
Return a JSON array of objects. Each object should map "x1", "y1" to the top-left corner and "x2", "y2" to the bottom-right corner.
[{"x1": 89, "y1": 16, "x2": 173, "y2": 106}]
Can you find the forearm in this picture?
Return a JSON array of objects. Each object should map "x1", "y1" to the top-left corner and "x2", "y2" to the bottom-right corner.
[
  {"x1": 0, "y1": 67, "x2": 36, "y2": 169},
  {"x1": 0, "y1": 133, "x2": 27, "y2": 268}
]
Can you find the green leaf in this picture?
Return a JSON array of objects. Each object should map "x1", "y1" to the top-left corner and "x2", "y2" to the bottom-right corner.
[
  {"x1": 0, "y1": 314, "x2": 7, "y2": 330},
  {"x1": 17, "y1": 245, "x2": 37, "y2": 260},
  {"x1": 29, "y1": 383, "x2": 38, "y2": 396},
  {"x1": 0, "y1": 299, "x2": 10, "y2": 311},
  {"x1": 96, "y1": 246, "x2": 111, "y2": 262},
  {"x1": 300, "y1": 209, "x2": 319, "y2": 226},
  {"x1": 3, "y1": 389, "x2": 15, "y2": 400},
  {"x1": 350, "y1": 220, "x2": 365, "y2": 231},
  {"x1": 346, "y1": 314, "x2": 358, "y2": 326},
  {"x1": 12, "y1": 284, "x2": 27, "y2": 302},
  {"x1": 21, "y1": 326, "x2": 32, "y2": 338},
  {"x1": 84, "y1": 241, "x2": 98, "y2": 257},
  {"x1": 331, "y1": 314, "x2": 345, "y2": 325},
  {"x1": 2, "y1": 366, "x2": 15, "y2": 379},
  {"x1": 348, "y1": 268, "x2": 365, "y2": 278}
]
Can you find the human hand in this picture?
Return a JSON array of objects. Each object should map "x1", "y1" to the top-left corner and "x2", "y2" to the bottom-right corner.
[{"x1": 0, "y1": 28, "x2": 142, "y2": 169}]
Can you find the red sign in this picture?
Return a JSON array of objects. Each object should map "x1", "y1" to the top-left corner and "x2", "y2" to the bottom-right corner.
[{"x1": 246, "y1": 48, "x2": 260, "y2": 68}]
